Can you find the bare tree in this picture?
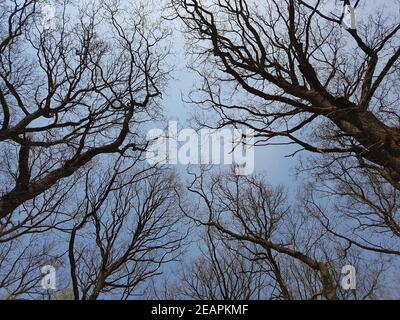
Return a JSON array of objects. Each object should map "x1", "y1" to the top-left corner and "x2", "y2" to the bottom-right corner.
[
  {"x1": 178, "y1": 168, "x2": 388, "y2": 300},
  {"x1": 0, "y1": 0, "x2": 184, "y2": 301},
  {"x1": 300, "y1": 159, "x2": 400, "y2": 256},
  {"x1": 0, "y1": 149, "x2": 79, "y2": 243},
  {"x1": 0, "y1": 0, "x2": 171, "y2": 220},
  {"x1": 65, "y1": 161, "x2": 186, "y2": 300},
  {"x1": 175, "y1": 232, "x2": 271, "y2": 300},
  {"x1": 171, "y1": 0, "x2": 400, "y2": 188},
  {"x1": 0, "y1": 235, "x2": 61, "y2": 300}
]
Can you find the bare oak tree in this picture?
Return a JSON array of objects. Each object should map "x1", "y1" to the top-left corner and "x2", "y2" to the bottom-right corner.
[
  {"x1": 176, "y1": 232, "x2": 271, "y2": 300},
  {"x1": 65, "y1": 161, "x2": 186, "y2": 300},
  {"x1": 300, "y1": 158, "x2": 400, "y2": 256},
  {"x1": 179, "y1": 168, "x2": 388, "y2": 300},
  {"x1": 0, "y1": 0, "x2": 170, "y2": 220},
  {"x1": 171, "y1": 0, "x2": 400, "y2": 189},
  {"x1": 0, "y1": 235, "x2": 61, "y2": 300}
]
